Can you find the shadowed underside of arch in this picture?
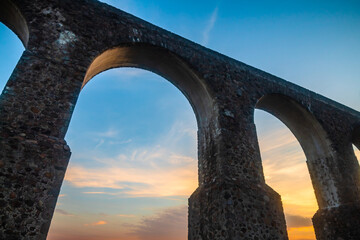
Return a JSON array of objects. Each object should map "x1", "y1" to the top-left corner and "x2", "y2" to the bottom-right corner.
[
  {"x1": 0, "y1": 0, "x2": 28, "y2": 47},
  {"x1": 256, "y1": 94, "x2": 332, "y2": 162},
  {"x1": 83, "y1": 45, "x2": 214, "y2": 128},
  {"x1": 256, "y1": 94, "x2": 339, "y2": 209},
  {"x1": 353, "y1": 125, "x2": 360, "y2": 150}
]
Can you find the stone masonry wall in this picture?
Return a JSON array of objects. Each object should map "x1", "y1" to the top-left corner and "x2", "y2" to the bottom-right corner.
[{"x1": 1, "y1": 0, "x2": 360, "y2": 239}]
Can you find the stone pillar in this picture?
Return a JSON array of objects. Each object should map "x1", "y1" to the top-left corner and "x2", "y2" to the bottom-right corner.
[
  {"x1": 188, "y1": 107, "x2": 288, "y2": 239},
  {"x1": 0, "y1": 134, "x2": 70, "y2": 240},
  {"x1": 0, "y1": 51, "x2": 83, "y2": 239},
  {"x1": 311, "y1": 143, "x2": 360, "y2": 240},
  {"x1": 313, "y1": 205, "x2": 360, "y2": 240}
]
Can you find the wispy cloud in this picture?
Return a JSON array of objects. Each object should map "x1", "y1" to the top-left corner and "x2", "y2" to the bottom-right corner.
[
  {"x1": 65, "y1": 120, "x2": 198, "y2": 197},
  {"x1": 82, "y1": 191, "x2": 109, "y2": 195},
  {"x1": 202, "y1": 7, "x2": 218, "y2": 46},
  {"x1": 95, "y1": 138, "x2": 132, "y2": 149},
  {"x1": 55, "y1": 209, "x2": 74, "y2": 216},
  {"x1": 258, "y1": 127, "x2": 300, "y2": 153},
  {"x1": 96, "y1": 128, "x2": 119, "y2": 138},
  {"x1": 117, "y1": 214, "x2": 136, "y2": 218},
  {"x1": 65, "y1": 155, "x2": 197, "y2": 197},
  {"x1": 285, "y1": 214, "x2": 312, "y2": 228},
  {"x1": 95, "y1": 139, "x2": 105, "y2": 149},
  {"x1": 129, "y1": 205, "x2": 187, "y2": 240},
  {"x1": 91, "y1": 128, "x2": 132, "y2": 149},
  {"x1": 109, "y1": 139, "x2": 132, "y2": 145}
]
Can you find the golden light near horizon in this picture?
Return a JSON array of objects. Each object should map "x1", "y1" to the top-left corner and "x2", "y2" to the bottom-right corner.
[{"x1": 255, "y1": 109, "x2": 317, "y2": 240}]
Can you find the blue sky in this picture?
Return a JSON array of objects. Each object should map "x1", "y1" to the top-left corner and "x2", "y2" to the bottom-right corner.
[{"x1": 1, "y1": 0, "x2": 360, "y2": 239}]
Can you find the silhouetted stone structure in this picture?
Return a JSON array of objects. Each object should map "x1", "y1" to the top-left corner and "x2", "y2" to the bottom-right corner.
[{"x1": 1, "y1": 0, "x2": 360, "y2": 239}]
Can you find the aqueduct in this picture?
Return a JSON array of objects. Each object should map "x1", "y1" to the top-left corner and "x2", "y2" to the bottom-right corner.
[{"x1": 1, "y1": 0, "x2": 360, "y2": 239}]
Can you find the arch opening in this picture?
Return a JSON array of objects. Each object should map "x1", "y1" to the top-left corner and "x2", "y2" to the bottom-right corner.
[
  {"x1": 47, "y1": 44, "x2": 210, "y2": 239},
  {"x1": 254, "y1": 109, "x2": 317, "y2": 240},
  {"x1": 256, "y1": 94, "x2": 333, "y2": 161},
  {"x1": 83, "y1": 44, "x2": 214, "y2": 128},
  {"x1": 48, "y1": 67, "x2": 198, "y2": 240},
  {"x1": 0, "y1": 0, "x2": 29, "y2": 48},
  {"x1": 254, "y1": 94, "x2": 336, "y2": 239},
  {"x1": 255, "y1": 95, "x2": 338, "y2": 209},
  {"x1": 0, "y1": 23, "x2": 25, "y2": 93}
]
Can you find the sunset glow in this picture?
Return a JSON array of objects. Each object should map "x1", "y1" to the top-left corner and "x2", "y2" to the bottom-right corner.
[{"x1": 256, "y1": 110, "x2": 317, "y2": 239}]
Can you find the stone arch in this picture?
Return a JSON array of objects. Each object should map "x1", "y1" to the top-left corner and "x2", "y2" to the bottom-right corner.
[
  {"x1": 83, "y1": 44, "x2": 214, "y2": 128},
  {"x1": 353, "y1": 125, "x2": 360, "y2": 151},
  {"x1": 66, "y1": 44, "x2": 214, "y2": 238},
  {"x1": 256, "y1": 94, "x2": 332, "y2": 162},
  {"x1": 0, "y1": 0, "x2": 29, "y2": 48},
  {"x1": 255, "y1": 93, "x2": 336, "y2": 209}
]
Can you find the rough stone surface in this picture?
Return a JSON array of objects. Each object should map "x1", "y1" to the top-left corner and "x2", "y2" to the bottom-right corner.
[
  {"x1": 1, "y1": 0, "x2": 360, "y2": 239},
  {"x1": 312, "y1": 204, "x2": 360, "y2": 239}
]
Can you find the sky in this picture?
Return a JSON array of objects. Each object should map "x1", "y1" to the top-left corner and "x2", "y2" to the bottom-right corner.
[{"x1": 1, "y1": 0, "x2": 360, "y2": 239}]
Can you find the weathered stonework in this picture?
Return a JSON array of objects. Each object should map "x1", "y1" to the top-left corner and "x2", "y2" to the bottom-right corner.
[{"x1": 1, "y1": 0, "x2": 359, "y2": 239}]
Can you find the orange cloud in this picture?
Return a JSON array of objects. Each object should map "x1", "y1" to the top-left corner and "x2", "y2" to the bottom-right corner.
[
  {"x1": 84, "y1": 220, "x2": 108, "y2": 226},
  {"x1": 64, "y1": 149, "x2": 198, "y2": 198},
  {"x1": 64, "y1": 120, "x2": 198, "y2": 197},
  {"x1": 94, "y1": 220, "x2": 107, "y2": 225}
]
